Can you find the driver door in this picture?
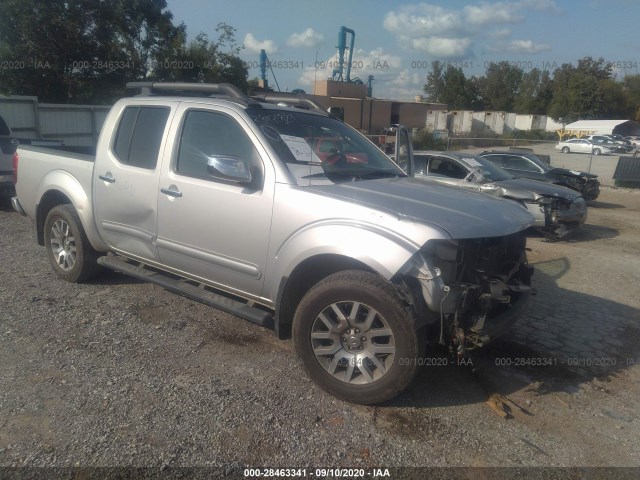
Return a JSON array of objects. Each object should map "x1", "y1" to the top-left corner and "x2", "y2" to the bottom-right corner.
[{"x1": 155, "y1": 104, "x2": 275, "y2": 300}]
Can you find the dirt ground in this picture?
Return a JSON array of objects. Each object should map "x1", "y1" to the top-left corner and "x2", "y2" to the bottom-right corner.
[{"x1": 0, "y1": 185, "x2": 639, "y2": 476}]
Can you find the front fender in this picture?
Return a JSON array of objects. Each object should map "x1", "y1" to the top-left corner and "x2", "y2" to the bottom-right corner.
[
  {"x1": 264, "y1": 219, "x2": 448, "y2": 301},
  {"x1": 36, "y1": 169, "x2": 107, "y2": 251}
]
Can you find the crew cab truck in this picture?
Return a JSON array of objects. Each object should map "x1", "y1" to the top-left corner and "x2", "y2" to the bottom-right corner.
[{"x1": 12, "y1": 82, "x2": 535, "y2": 404}]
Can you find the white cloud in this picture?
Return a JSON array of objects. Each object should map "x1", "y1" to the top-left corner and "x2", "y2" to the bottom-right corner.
[
  {"x1": 383, "y1": 4, "x2": 463, "y2": 37},
  {"x1": 243, "y1": 33, "x2": 278, "y2": 54},
  {"x1": 410, "y1": 37, "x2": 472, "y2": 57},
  {"x1": 383, "y1": 1, "x2": 558, "y2": 57},
  {"x1": 463, "y1": 2, "x2": 523, "y2": 25},
  {"x1": 499, "y1": 39, "x2": 552, "y2": 53},
  {"x1": 287, "y1": 28, "x2": 324, "y2": 48},
  {"x1": 490, "y1": 27, "x2": 512, "y2": 38}
]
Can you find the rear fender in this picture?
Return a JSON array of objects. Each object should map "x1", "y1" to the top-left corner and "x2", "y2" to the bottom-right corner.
[{"x1": 36, "y1": 170, "x2": 107, "y2": 251}]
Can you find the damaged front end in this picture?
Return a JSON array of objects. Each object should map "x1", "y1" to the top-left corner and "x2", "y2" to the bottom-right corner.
[
  {"x1": 537, "y1": 195, "x2": 587, "y2": 240},
  {"x1": 399, "y1": 232, "x2": 534, "y2": 355}
]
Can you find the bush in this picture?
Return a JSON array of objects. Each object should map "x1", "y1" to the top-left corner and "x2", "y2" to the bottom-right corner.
[{"x1": 412, "y1": 129, "x2": 448, "y2": 150}]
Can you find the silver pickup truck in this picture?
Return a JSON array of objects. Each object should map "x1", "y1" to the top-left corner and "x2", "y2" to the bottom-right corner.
[{"x1": 12, "y1": 82, "x2": 535, "y2": 404}]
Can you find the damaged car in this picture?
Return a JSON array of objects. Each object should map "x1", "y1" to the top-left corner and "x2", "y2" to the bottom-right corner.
[
  {"x1": 411, "y1": 151, "x2": 587, "y2": 240},
  {"x1": 479, "y1": 150, "x2": 600, "y2": 201}
]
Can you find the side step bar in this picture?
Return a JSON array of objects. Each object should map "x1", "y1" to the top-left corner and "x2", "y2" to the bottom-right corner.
[{"x1": 97, "y1": 255, "x2": 274, "y2": 328}]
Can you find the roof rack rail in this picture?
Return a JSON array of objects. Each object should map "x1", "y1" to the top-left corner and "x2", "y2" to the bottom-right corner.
[
  {"x1": 126, "y1": 81, "x2": 254, "y2": 102},
  {"x1": 250, "y1": 94, "x2": 327, "y2": 115}
]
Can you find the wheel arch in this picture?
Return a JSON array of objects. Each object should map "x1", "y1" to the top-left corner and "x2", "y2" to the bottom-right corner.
[
  {"x1": 36, "y1": 189, "x2": 73, "y2": 246},
  {"x1": 35, "y1": 185, "x2": 106, "y2": 251},
  {"x1": 274, "y1": 254, "x2": 376, "y2": 339}
]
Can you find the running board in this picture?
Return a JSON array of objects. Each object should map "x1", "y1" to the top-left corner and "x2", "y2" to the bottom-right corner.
[{"x1": 97, "y1": 256, "x2": 274, "y2": 328}]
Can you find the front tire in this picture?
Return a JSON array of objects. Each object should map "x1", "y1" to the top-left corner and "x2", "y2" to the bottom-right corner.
[
  {"x1": 561, "y1": 147, "x2": 570, "y2": 153},
  {"x1": 593, "y1": 148, "x2": 601, "y2": 156},
  {"x1": 44, "y1": 205, "x2": 101, "y2": 283},
  {"x1": 292, "y1": 270, "x2": 424, "y2": 404}
]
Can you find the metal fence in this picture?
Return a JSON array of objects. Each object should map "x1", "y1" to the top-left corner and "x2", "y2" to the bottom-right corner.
[{"x1": 0, "y1": 95, "x2": 110, "y2": 146}]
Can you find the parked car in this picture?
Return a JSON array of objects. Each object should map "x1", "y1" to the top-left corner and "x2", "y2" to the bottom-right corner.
[
  {"x1": 555, "y1": 138, "x2": 613, "y2": 155},
  {"x1": 584, "y1": 135, "x2": 631, "y2": 153},
  {"x1": 0, "y1": 114, "x2": 18, "y2": 196},
  {"x1": 479, "y1": 150, "x2": 600, "y2": 201},
  {"x1": 411, "y1": 151, "x2": 587, "y2": 239},
  {"x1": 11, "y1": 82, "x2": 536, "y2": 404},
  {"x1": 624, "y1": 135, "x2": 640, "y2": 148},
  {"x1": 604, "y1": 134, "x2": 634, "y2": 151}
]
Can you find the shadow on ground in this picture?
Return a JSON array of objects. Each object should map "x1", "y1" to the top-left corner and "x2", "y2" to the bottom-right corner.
[{"x1": 386, "y1": 256, "x2": 640, "y2": 408}]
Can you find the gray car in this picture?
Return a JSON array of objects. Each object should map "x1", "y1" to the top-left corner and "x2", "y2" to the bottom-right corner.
[
  {"x1": 412, "y1": 151, "x2": 587, "y2": 239},
  {"x1": 0, "y1": 115, "x2": 17, "y2": 196}
]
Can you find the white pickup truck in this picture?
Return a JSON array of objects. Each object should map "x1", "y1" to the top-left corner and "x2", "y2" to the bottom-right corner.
[{"x1": 12, "y1": 82, "x2": 535, "y2": 404}]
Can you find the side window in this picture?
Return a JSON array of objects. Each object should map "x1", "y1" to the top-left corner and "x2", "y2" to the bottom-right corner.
[
  {"x1": 429, "y1": 157, "x2": 467, "y2": 179},
  {"x1": 413, "y1": 155, "x2": 428, "y2": 175},
  {"x1": 483, "y1": 154, "x2": 505, "y2": 167},
  {"x1": 504, "y1": 155, "x2": 538, "y2": 171},
  {"x1": 176, "y1": 110, "x2": 263, "y2": 187},
  {"x1": 113, "y1": 106, "x2": 170, "y2": 169}
]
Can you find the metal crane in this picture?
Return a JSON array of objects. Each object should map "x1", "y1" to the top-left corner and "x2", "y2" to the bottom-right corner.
[{"x1": 332, "y1": 26, "x2": 356, "y2": 83}]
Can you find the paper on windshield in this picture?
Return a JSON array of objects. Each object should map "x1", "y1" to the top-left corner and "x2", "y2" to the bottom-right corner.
[{"x1": 280, "y1": 134, "x2": 313, "y2": 162}]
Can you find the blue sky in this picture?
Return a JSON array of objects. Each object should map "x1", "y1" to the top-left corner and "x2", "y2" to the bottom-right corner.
[{"x1": 166, "y1": 0, "x2": 640, "y2": 100}]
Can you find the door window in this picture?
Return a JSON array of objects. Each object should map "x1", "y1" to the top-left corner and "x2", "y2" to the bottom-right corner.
[
  {"x1": 428, "y1": 157, "x2": 468, "y2": 179},
  {"x1": 113, "y1": 106, "x2": 170, "y2": 169},
  {"x1": 503, "y1": 155, "x2": 540, "y2": 172},
  {"x1": 176, "y1": 110, "x2": 263, "y2": 187}
]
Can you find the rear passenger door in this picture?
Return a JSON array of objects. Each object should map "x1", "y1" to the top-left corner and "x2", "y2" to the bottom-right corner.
[{"x1": 93, "y1": 102, "x2": 176, "y2": 261}]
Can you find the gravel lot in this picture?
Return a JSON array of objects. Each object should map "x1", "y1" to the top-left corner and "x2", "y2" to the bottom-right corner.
[{"x1": 1, "y1": 181, "x2": 639, "y2": 475}]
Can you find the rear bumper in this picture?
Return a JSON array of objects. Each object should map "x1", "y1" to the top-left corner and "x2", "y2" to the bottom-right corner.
[
  {"x1": 11, "y1": 196, "x2": 26, "y2": 216},
  {"x1": 582, "y1": 181, "x2": 600, "y2": 201}
]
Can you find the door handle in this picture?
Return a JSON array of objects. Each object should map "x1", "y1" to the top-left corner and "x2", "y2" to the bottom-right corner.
[
  {"x1": 161, "y1": 186, "x2": 183, "y2": 198},
  {"x1": 99, "y1": 173, "x2": 115, "y2": 183}
]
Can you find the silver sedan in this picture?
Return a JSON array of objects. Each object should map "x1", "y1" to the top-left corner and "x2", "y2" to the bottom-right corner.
[{"x1": 556, "y1": 138, "x2": 612, "y2": 155}]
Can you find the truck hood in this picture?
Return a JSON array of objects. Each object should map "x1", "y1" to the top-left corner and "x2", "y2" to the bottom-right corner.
[
  {"x1": 496, "y1": 178, "x2": 582, "y2": 200},
  {"x1": 305, "y1": 177, "x2": 534, "y2": 239}
]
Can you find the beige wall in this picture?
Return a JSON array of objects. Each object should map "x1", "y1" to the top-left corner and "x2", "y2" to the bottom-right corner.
[
  {"x1": 313, "y1": 80, "x2": 367, "y2": 99},
  {"x1": 395, "y1": 103, "x2": 429, "y2": 129}
]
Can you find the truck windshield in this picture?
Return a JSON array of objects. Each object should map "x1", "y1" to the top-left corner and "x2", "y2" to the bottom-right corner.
[{"x1": 246, "y1": 108, "x2": 405, "y2": 185}]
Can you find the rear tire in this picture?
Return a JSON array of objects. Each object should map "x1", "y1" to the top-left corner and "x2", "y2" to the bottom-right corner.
[
  {"x1": 593, "y1": 148, "x2": 601, "y2": 156},
  {"x1": 44, "y1": 205, "x2": 102, "y2": 283},
  {"x1": 292, "y1": 270, "x2": 425, "y2": 404},
  {"x1": 561, "y1": 147, "x2": 570, "y2": 153}
]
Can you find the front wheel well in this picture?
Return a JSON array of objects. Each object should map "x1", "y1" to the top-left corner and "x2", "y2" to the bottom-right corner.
[
  {"x1": 275, "y1": 255, "x2": 375, "y2": 339},
  {"x1": 36, "y1": 190, "x2": 72, "y2": 245}
]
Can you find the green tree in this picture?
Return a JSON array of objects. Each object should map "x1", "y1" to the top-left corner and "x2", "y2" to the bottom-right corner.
[
  {"x1": 599, "y1": 79, "x2": 628, "y2": 119},
  {"x1": 622, "y1": 74, "x2": 640, "y2": 121},
  {"x1": 478, "y1": 61, "x2": 523, "y2": 111},
  {"x1": 547, "y1": 57, "x2": 616, "y2": 122},
  {"x1": 0, "y1": 1, "x2": 248, "y2": 103},
  {"x1": 513, "y1": 68, "x2": 553, "y2": 114},
  {"x1": 423, "y1": 62, "x2": 480, "y2": 110},
  {"x1": 423, "y1": 60, "x2": 445, "y2": 103},
  {"x1": 150, "y1": 24, "x2": 247, "y2": 92}
]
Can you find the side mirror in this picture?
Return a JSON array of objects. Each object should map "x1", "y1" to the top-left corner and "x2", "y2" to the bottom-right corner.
[{"x1": 206, "y1": 156, "x2": 252, "y2": 183}]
